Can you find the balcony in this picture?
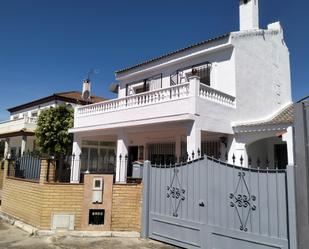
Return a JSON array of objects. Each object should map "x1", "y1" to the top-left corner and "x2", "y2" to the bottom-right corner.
[
  {"x1": 0, "y1": 117, "x2": 37, "y2": 136},
  {"x1": 73, "y1": 78, "x2": 236, "y2": 131}
]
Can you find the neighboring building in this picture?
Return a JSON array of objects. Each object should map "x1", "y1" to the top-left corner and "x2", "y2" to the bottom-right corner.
[
  {"x1": 0, "y1": 91, "x2": 105, "y2": 159},
  {"x1": 69, "y1": 0, "x2": 294, "y2": 183}
]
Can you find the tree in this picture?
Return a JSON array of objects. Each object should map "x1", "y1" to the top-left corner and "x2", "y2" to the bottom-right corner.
[{"x1": 35, "y1": 105, "x2": 74, "y2": 156}]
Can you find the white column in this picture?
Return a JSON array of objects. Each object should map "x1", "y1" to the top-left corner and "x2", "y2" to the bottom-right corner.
[
  {"x1": 282, "y1": 126, "x2": 294, "y2": 165},
  {"x1": 21, "y1": 135, "x2": 27, "y2": 155},
  {"x1": 116, "y1": 129, "x2": 128, "y2": 183},
  {"x1": 188, "y1": 75, "x2": 200, "y2": 115},
  {"x1": 71, "y1": 134, "x2": 82, "y2": 183},
  {"x1": 175, "y1": 135, "x2": 181, "y2": 162},
  {"x1": 186, "y1": 121, "x2": 201, "y2": 160},
  {"x1": 4, "y1": 138, "x2": 10, "y2": 159},
  {"x1": 228, "y1": 137, "x2": 248, "y2": 167},
  {"x1": 235, "y1": 142, "x2": 248, "y2": 167}
]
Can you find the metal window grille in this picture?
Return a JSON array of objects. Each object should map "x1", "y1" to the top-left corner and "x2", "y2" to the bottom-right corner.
[
  {"x1": 201, "y1": 140, "x2": 221, "y2": 158},
  {"x1": 193, "y1": 63, "x2": 212, "y2": 86},
  {"x1": 147, "y1": 143, "x2": 176, "y2": 165},
  {"x1": 89, "y1": 209, "x2": 105, "y2": 225}
]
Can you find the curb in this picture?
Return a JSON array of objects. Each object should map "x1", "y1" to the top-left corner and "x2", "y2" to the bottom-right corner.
[
  {"x1": 0, "y1": 212, "x2": 140, "y2": 238},
  {"x1": 65, "y1": 231, "x2": 140, "y2": 238},
  {"x1": 0, "y1": 212, "x2": 37, "y2": 235}
]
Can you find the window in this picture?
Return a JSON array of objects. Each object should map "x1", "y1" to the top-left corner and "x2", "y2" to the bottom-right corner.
[
  {"x1": 134, "y1": 82, "x2": 149, "y2": 94},
  {"x1": 81, "y1": 141, "x2": 116, "y2": 173},
  {"x1": 89, "y1": 209, "x2": 105, "y2": 225},
  {"x1": 194, "y1": 64, "x2": 212, "y2": 86},
  {"x1": 170, "y1": 62, "x2": 212, "y2": 86},
  {"x1": 126, "y1": 74, "x2": 162, "y2": 96},
  {"x1": 147, "y1": 143, "x2": 176, "y2": 165},
  {"x1": 201, "y1": 140, "x2": 221, "y2": 159},
  {"x1": 31, "y1": 111, "x2": 38, "y2": 117}
]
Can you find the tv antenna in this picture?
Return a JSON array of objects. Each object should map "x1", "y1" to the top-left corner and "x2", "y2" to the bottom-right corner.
[
  {"x1": 82, "y1": 68, "x2": 100, "y2": 101},
  {"x1": 86, "y1": 68, "x2": 100, "y2": 81}
]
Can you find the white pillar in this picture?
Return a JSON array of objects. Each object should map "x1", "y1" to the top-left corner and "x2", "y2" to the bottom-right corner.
[
  {"x1": 282, "y1": 126, "x2": 294, "y2": 165},
  {"x1": 235, "y1": 142, "x2": 248, "y2": 167},
  {"x1": 21, "y1": 135, "x2": 27, "y2": 155},
  {"x1": 188, "y1": 75, "x2": 200, "y2": 115},
  {"x1": 186, "y1": 121, "x2": 201, "y2": 160},
  {"x1": 228, "y1": 137, "x2": 248, "y2": 167},
  {"x1": 71, "y1": 135, "x2": 82, "y2": 183},
  {"x1": 4, "y1": 138, "x2": 10, "y2": 159},
  {"x1": 116, "y1": 129, "x2": 128, "y2": 183},
  {"x1": 175, "y1": 135, "x2": 181, "y2": 162}
]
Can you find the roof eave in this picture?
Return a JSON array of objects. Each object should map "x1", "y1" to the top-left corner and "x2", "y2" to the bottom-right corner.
[
  {"x1": 7, "y1": 92, "x2": 103, "y2": 113},
  {"x1": 115, "y1": 33, "x2": 230, "y2": 79}
]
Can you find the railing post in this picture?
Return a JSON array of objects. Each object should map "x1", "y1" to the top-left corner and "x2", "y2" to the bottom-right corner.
[
  {"x1": 3, "y1": 160, "x2": 9, "y2": 181},
  {"x1": 188, "y1": 75, "x2": 200, "y2": 115},
  {"x1": 141, "y1": 160, "x2": 151, "y2": 238},
  {"x1": 71, "y1": 135, "x2": 82, "y2": 183},
  {"x1": 39, "y1": 159, "x2": 48, "y2": 185},
  {"x1": 286, "y1": 164, "x2": 298, "y2": 249}
]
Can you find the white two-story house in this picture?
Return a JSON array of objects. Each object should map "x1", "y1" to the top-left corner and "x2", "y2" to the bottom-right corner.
[
  {"x1": 0, "y1": 91, "x2": 104, "y2": 159},
  {"x1": 70, "y1": 0, "x2": 294, "y2": 183}
]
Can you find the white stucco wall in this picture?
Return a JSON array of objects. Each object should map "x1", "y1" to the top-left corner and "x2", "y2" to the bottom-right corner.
[
  {"x1": 9, "y1": 100, "x2": 79, "y2": 120},
  {"x1": 231, "y1": 25, "x2": 292, "y2": 123},
  {"x1": 116, "y1": 36, "x2": 234, "y2": 98}
]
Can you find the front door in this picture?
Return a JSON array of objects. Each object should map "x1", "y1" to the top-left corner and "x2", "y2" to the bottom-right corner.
[
  {"x1": 127, "y1": 146, "x2": 138, "y2": 177},
  {"x1": 274, "y1": 144, "x2": 288, "y2": 169}
]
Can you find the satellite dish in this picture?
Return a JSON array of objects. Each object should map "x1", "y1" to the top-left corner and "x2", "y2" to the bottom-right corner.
[
  {"x1": 82, "y1": 79, "x2": 91, "y2": 101},
  {"x1": 81, "y1": 68, "x2": 99, "y2": 102},
  {"x1": 82, "y1": 90, "x2": 90, "y2": 100}
]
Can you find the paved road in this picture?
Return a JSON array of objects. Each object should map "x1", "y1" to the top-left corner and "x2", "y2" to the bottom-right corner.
[{"x1": 0, "y1": 221, "x2": 176, "y2": 249}]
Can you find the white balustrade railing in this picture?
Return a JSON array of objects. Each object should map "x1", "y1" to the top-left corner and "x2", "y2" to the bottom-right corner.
[
  {"x1": 0, "y1": 117, "x2": 37, "y2": 132},
  {"x1": 25, "y1": 117, "x2": 38, "y2": 124},
  {"x1": 199, "y1": 83, "x2": 236, "y2": 107},
  {"x1": 76, "y1": 82, "x2": 236, "y2": 117},
  {"x1": 77, "y1": 83, "x2": 190, "y2": 116}
]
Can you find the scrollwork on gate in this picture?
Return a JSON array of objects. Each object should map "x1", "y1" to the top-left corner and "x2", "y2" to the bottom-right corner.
[
  {"x1": 230, "y1": 171, "x2": 256, "y2": 232},
  {"x1": 167, "y1": 168, "x2": 185, "y2": 217}
]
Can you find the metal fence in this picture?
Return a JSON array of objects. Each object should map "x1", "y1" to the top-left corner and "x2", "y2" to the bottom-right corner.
[
  {"x1": 7, "y1": 154, "x2": 41, "y2": 181},
  {"x1": 46, "y1": 156, "x2": 72, "y2": 183}
]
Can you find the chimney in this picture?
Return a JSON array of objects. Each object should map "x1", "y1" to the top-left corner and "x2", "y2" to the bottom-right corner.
[
  {"x1": 239, "y1": 0, "x2": 259, "y2": 31},
  {"x1": 82, "y1": 79, "x2": 91, "y2": 101}
]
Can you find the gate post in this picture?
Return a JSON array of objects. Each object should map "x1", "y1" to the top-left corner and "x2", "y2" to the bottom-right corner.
[
  {"x1": 141, "y1": 160, "x2": 151, "y2": 238},
  {"x1": 286, "y1": 164, "x2": 298, "y2": 249},
  {"x1": 293, "y1": 100, "x2": 309, "y2": 249}
]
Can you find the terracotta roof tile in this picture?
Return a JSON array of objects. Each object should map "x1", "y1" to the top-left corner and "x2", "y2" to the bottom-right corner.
[
  {"x1": 55, "y1": 91, "x2": 106, "y2": 103},
  {"x1": 7, "y1": 91, "x2": 107, "y2": 113},
  {"x1": 234, "y1": 103, "x2": 294, "y2": 128}
]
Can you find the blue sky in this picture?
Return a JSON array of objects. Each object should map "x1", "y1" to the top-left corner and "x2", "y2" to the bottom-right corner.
[{"x1": 0, "y1": 0, "x2": 308, "y2": 121}]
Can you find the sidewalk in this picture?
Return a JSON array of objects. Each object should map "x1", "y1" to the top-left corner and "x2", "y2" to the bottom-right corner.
[{"x1": 0, "y1": 220, "x2": 176, "y2": 249}]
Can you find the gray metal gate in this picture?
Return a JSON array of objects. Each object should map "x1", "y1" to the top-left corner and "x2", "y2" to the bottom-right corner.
[{"x1": 142, "y1": 157, "x2": 297, "y2": 249}]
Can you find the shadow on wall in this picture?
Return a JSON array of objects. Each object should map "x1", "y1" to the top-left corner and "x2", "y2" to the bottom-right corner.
[{"x1": 247, "y1": 137, "x2": 287, "y2": 169}]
